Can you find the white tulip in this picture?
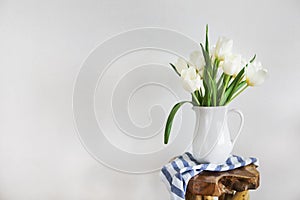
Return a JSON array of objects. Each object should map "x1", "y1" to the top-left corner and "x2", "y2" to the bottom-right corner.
[
  {"x1": 214, "y1": 37, "x2": 233, "y2": 60},
  {"x1": 221, "y1": 54, "x2": 242, "y2": 76},
  {"x1": 180, "y1": 67, "x2": 202, "y2": 93},
  {"x1": 189, "y1": 51, "x2": 205, "y2": 78},
  {"x1": 246, "y1": 61, "x2": 268, "y2": 86},
  {"x1": 174, "y1": 58, "x2": 188, "y2": 75}
]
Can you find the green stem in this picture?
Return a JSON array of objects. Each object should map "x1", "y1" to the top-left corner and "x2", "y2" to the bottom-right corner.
[
  {"x1": 192, "y1": 92, "x2": 200, "y2": 106},
  {"x1": 217, "y1": 73, "x2": 224, "y2": 89},
  {"x1": 226, "y1": 85, "x2": 248, "y2": 105},
  {"x1": 219, "y1": 75, "x2": 231, "y2": 104},
  {"x1": 223, "y1": 75, "x2": 231, "y2": 93},
  {"x1": 213, "y1": 59, "x2": 220, "y2": 79}
]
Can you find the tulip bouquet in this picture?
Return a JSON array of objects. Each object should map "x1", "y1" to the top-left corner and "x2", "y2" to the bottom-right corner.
[{"x1": 164, "y1": 25, "x2": 267, "y2": 144}]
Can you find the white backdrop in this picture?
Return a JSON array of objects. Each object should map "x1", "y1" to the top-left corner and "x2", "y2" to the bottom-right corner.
[{"x1": 1, "y1": 0, "x2": 300, "y2": 199}]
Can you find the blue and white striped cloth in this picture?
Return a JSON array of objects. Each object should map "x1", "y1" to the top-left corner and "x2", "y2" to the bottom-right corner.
[{"x1": 160, "y1": 152, "x2": 259, "y2": 200}]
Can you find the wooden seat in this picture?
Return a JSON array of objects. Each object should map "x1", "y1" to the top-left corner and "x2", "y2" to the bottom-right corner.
[{"x1": 185, "y1": 164, "x2": 259, "y2": 200}]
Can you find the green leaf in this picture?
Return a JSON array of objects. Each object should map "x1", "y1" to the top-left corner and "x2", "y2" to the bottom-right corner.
[
  {"x1": 219, "y1": 91, "x2": 229, "y2": 106},
  {"x1": 222, "y1": 68, "x2": 245, "y2": 104},
  {"x1": 205, "y1": 24, "x2": 209, "y2": 54},
  {"x1": 195, "y1": 90, "x2": 200, "y2": 98},
  {"x1": 200, "y1": 36, "x2": 219, "y2": 106},
  {"x1": 192, "y1": 92, "x2": 200, "y2": 105},
  {"x1": 249, "y1": 54, "x2": 256, "y2": 63},
  {"x1": 198, "y1": 88, "x2": 204, "y2": 105},
  {"x1": 218, "y1": 74, "x2": 231, "y2": 105},
  {"x1": 164, "y1": 101, "x2": 192, "y2": 144},
  {"x1": 200, "y1": 44, "x2": 210, "y2": 106},
  {"x1": 227, "y1": 68, "x2": 244, "y2": 92},
  {"x1": 234, "y1": 81, "x2": 247, "y2": 93},
  {"x1": 193, "y1": 90, "x2": 202, "y2": 106},
  {"x1": 206, "y1": 96, "x2": 211, "y2": 106},
  {"x1": 202, "y1": 79, "x2": 209, "y2": 106},
  {"x1": 200, "y1": 43, "x2": 212, "y2": 72},
  {"x1": 169, "y1": 63, "x2": 180, "y2": 76},
  {"x1": 207, "y1": 72, "x2": 217, "y2": 106},
  {"x1": 213, "y1": 59, "x2": 219, "y2": 79},
  {"x1": 217, "y1": 73, "x2": 224, "y2": 90},
  {"x1": 226, "y1": 83, "x2": 248, "y2": 105}
]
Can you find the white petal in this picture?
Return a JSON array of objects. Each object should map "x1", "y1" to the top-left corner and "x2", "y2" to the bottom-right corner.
[
  {"x1": 251, "y1": 69, "x2": 268, "y2": 86},
  {"x1": 189, "y1": 50, "x2": 205, "y2": 71},
  {"x1": 181, "y1": 67, "x2": 202, "y2": 92},
  {"x1": 222, "y1": 62, "x2": 236, "y2": 75},
  {"x1": 215, "y1": 37, "x2": 233, "y2": 60},
  {"x1": 221, "y1": 54, "x2": 242, "y2": 75},
  {"x1": 175, "y1": 58, "x2": 188, "y2": 74},
  {"x1": 246, "y1": 64, "x2": 256, "y2": 78},
  {"x1": 189, "y1": 51, "x2": 201, "y2": 65},
  {"x1": 246, "y1": 61, "x2": 268, "y2": 86}
]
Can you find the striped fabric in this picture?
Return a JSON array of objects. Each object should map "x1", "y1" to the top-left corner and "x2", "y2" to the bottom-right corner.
[{"x1": 160, "y1": 152, "x2": 259, "y2": 200}]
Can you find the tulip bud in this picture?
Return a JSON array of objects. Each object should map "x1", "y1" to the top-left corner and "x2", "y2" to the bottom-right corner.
[
  {"x1": 246, "y1": 61, "x2": 268, "y2": 86},
  {"x1": 189, "y1": 51, "x2": 205, "y2": 78},
  {"x1": 174, "y1": 58, "x2": 188, "y2": 75},
  {"x1": 221, "y1": 54, "x2": 242, "y2": 76},
  {"x1": 180, "y1": 67, "x2": 202, "y2": 93},
  {"x1": 214, "y1": 37, "x2": 233, "y2": 61}
]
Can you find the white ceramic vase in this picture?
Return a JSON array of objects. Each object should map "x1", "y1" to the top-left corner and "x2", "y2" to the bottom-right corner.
[{"x1": 192, "y1": 106, "x2": 244, "y2": 164}]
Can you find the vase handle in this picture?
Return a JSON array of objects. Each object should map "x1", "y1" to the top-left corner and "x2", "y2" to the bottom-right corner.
[{"x1": 228, "y1": 109, "x2": 244, "y2": 145}]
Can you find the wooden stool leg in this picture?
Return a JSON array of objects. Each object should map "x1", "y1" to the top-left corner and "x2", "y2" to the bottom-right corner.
[{"x1": 232, "y1": 191, "x2": 249, "y2": 200}]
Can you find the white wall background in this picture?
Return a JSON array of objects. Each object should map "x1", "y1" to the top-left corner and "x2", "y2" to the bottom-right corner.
[{"x1": 1, "y1": 0, "x2": 300, "y2": 199}]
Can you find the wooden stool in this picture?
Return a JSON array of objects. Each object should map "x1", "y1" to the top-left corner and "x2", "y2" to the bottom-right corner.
[{"x1": 185, "y1": 164, "x2": 259, "y2": 200}]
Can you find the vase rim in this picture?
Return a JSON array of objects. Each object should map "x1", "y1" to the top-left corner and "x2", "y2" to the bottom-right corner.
[{"x1": 192, "y1": 105, "x2": 228, "y2": 110}]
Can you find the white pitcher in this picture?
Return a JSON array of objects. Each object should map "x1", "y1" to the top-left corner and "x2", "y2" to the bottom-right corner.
[{"x1": 192, "y1": 106, "x2": 244, "y2": 164}]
